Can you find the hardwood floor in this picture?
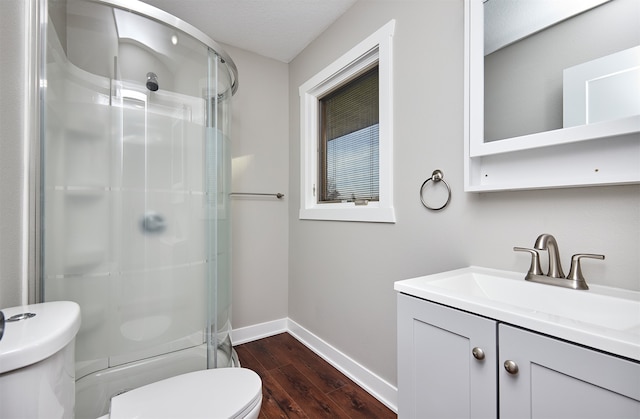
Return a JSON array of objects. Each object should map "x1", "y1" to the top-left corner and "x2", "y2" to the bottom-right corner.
[{"x1": 234, "y1": 333, "x2": 396, "y2": 419}]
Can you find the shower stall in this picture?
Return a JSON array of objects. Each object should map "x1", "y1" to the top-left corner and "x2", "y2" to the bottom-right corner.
[{"x1": 39, "y1": 1, "x2": 238, "y2": 417}]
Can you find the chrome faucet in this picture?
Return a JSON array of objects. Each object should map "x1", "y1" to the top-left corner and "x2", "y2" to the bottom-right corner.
[
  {"x1": 534, "y1": 233, "x2": 565, "y2": 278},
  {"x1": 514, "y1": 234, "x2": 604, "y2": 290}
]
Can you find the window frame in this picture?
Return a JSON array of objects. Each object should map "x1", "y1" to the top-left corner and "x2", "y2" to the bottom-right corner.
[{"x1": 298, "y1": 20, "x2": 395, "y2": 223}]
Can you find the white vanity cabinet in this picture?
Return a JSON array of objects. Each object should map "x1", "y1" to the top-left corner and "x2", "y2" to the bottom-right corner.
[
  {"x1": 397, "y1": 293, "x2": 640, "y2": 419},
  {"x1": 499, "y1": 324, "x2": 640, "y2": 418},
  {"x1": 397, "y1": 293, "x2": 497, "y2": 418}
]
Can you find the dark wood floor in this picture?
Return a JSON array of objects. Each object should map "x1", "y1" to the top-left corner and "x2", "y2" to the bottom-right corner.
[{"x1": 235, "y1": 333, "x2": 396, "y2": 419}]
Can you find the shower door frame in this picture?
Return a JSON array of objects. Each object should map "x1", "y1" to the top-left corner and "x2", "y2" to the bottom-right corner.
[{"x1": 25, "y1": 0, "x2": 46, "y2": 305}]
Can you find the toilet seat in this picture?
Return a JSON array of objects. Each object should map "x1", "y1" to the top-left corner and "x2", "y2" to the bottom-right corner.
[{"x1": 108, "y1": 368, "x2": 262, "y2": 419}]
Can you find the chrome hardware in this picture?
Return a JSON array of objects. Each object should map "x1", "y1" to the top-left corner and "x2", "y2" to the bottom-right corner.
[
  {"x1": 566, "y1": 253, "x2": 605, "y2": 290},
  {"x1": 534, "y1": 234, "x2": 565, "y2": 278},
  {"x1": 146, "y1": 72, "x2": 159, "y2": 91},
  {"x1": 140, "y1": 212, "x2": 166, "y2": 234},
  {"x1": 420, "y1": 169, "x2": 452, "y2": 211},
  {"x1": 6, "y1": 312, "x2": 36, "y2": 322},
  {"x1": 513, "y1": 247, "x2": 543, "y2": 276},
  {"x1": 504, "y1": 360, "x2": 519, "y2": 375},
  {"x1": 0, "y1": 311, "x2": 4, "y2": 341},
  {"x1": 472, "y1": 347, "x2": 485, "y2": 360},
  {"x1": 230, "y1": 192, "x2": 284, "y2": 199},
  {"x1": 515, "y1": 234, "x2": 605, "y2": 290}
]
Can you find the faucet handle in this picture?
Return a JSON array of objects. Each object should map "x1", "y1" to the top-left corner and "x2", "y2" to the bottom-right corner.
[
  {"x1": 566, "y1": 253, "x2": 605, "y2": 286},
  {"x1": 514, "y1": 247, "x2": 544, "y2": 276}
]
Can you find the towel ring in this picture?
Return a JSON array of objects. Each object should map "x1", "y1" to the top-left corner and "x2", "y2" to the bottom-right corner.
[{"x1": 420, "y1": 169, "x2": 451, "y2": 211}]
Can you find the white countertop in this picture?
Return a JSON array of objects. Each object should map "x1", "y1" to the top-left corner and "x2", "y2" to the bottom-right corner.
[{"x1": 395, "y1": 266, "x2": 640, "y2": 362}]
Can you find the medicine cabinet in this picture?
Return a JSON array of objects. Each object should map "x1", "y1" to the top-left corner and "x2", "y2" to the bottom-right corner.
[{"x1": 463, "y1": 0, "x2": 640, "y2": 192}]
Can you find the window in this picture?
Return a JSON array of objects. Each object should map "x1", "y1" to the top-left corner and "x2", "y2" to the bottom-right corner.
[
  {"x1": 320, "y1": 66, "x2": 379, "y2": 203},
  {"x1": 299, "y1": 20, "x2": 395, "y2": 222}
]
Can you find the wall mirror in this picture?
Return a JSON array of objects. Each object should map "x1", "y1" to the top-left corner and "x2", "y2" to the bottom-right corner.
[{"x1": 464, "y1": 0, "x2": 640, "y2": 191}]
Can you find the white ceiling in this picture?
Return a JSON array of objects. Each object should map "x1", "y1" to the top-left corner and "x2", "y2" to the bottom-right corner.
[{"x1": 140, "y1": 0, "x2": 357, "y2": 63}]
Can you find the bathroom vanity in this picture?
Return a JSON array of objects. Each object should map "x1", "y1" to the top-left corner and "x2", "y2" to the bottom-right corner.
[{"x1": 395, "y1": 267, "x2": 640, "y2": 418}]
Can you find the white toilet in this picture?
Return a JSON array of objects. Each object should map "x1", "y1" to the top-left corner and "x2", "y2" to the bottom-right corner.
[{"x1": 0, "y1": 301, "x2": 262, "y2": 419}]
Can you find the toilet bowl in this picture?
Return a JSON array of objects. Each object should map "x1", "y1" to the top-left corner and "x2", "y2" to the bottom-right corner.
[
  {"x1": 103, "y1": 367, "x2": 262, "y2": 419},
  {"x1": 0, "y1": 301, "x2": 262, "y2": 419}
]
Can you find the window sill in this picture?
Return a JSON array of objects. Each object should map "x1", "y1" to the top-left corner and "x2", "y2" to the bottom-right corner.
[{"x1": 299, "y1": 203, "x2": 396, "y2": 223}]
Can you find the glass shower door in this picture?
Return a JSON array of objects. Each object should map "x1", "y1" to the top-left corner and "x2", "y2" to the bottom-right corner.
[
  {"x1": 109, "y1": 81, "x2": 209, "y2": 367},
  {"x1": 42, "y1": 1, "x2": 235, "y2": 415}
]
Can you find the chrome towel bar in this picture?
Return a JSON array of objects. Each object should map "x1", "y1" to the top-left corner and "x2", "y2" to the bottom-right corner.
[{"x1": 230, "y1": 192, "x2": 284, "y2": 199}]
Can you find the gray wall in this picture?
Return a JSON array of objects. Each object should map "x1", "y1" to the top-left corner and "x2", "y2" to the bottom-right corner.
[
  {"x1": 288, "y1": 0, "x2": 640, "y2": 387},
  {"x1": 224, "y1": 44, "x2": 290, "y2": 329}
]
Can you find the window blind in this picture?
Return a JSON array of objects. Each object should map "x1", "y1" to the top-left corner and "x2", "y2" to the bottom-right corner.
[{"x1": 319, "y1": 66, "x2": 379, "y2": 202}]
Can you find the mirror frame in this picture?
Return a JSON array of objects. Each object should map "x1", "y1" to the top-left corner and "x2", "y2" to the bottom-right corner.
[{"x1": 464, "y1": 0, "x2": 640, "y2": 192}]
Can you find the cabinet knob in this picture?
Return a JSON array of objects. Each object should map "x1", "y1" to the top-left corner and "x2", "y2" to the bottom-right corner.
[
  {"x1": 504, "y1": 360, "x2": 519, "y2": 375},
  {"x1": 472, "y1": 347, "x2": 485, "y2": 360}
]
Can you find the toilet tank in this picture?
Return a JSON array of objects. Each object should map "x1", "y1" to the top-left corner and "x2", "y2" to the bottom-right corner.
[{"x1": 0, "y1": 301, "x2": 81, "y2": 419}]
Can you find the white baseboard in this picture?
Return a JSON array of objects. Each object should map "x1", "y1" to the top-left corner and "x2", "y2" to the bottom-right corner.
[
  {"x1": 231, "y1": 317, "x2": 398, "y2": 413},
  {"x1": 231, "y1": 318, "x2": 288, "y2": 345}
]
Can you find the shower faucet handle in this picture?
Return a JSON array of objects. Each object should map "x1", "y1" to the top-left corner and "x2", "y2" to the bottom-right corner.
[{"x1": 140, "y1": 212, "x2": 166, "y2": 234}]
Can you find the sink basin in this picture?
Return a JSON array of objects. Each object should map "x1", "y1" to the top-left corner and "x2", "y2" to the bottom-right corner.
[{"x1": 395, "y1": 266, "x2": 640, "y2": 361}]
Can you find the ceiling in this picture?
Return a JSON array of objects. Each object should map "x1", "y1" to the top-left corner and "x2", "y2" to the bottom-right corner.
[{"x1": 140, "y1": 0, "x2": 358, "y2": 63}]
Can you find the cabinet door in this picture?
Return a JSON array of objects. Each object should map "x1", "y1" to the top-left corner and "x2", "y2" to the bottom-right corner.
[
  {"x1": 499, "y1": 324, "x2": 640, "y2": 419},
  {"x1": 397, "y1": 293, "x2": 497, "y2": 419}
]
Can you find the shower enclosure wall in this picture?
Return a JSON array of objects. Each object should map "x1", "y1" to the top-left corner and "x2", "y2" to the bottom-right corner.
[{"x1": 40, "y1": 1, "x2": 238, "y2": 417}]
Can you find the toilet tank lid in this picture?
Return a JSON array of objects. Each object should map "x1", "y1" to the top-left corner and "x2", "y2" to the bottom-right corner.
[{"x1": 0, "y1": 301, "x2": 81, "y2": 374}]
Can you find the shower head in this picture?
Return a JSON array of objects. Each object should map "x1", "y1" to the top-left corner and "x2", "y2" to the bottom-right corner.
[{"x1": 146, "y1": 72, "x2": 159, "y2": 91}]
